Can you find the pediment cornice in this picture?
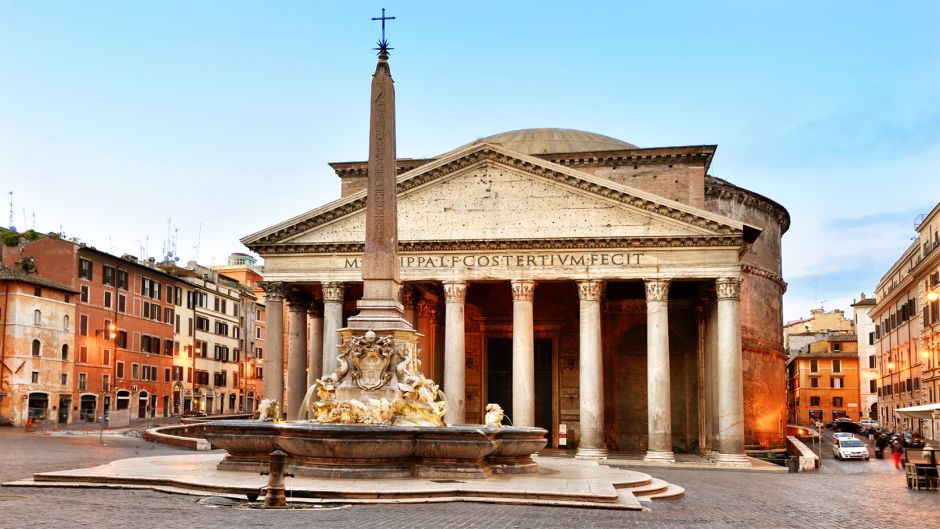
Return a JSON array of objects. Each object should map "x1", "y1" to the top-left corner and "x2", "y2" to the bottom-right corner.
[
  {"x1": 250, "y1": 235, "x2": 743, "y2": 255},
  {"x1": 242, "y1": 144, "x2": 746, "y2": 250}
]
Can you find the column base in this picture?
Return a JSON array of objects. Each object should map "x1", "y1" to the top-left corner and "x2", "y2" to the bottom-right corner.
[
  {"x1": 714, "y1": 452, "x2": 751, "y2": 467},
  {"x1": 643, "y1": 450, "x2": 676, "y2": 463},
  {"x1": 575, "y1": 447, "x2": 608, "y2": 461}
]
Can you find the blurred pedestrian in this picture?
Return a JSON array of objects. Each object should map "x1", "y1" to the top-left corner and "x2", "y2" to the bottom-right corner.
[{"x1": 891, "y1": 438, "x2": 904, "y2": 469}]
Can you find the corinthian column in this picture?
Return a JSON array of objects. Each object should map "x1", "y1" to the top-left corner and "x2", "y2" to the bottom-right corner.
[
  {"x1": 285, "y1": 288, "x2": 310, "y2": 420},
  {"x1": 715, "y1": 277, "x2": 749, "y2": 466},
  {"x1": 443, "y1": 280, "x2": 467, "y2": 425},
  {"x1": 259, "y1": 281, "x2": 285, "y2": 414},
  {"x1": 576, "y1": 280, "x2": 607, "y2": 460},
  {"x1": 307, "y1": 301, "x2": 324, "y2": 387},
  {"x1": 644, "y1": 279, "x2": 674, "y2": 463},
  {"x1": 321, "y1": 282, "x2": 345, "y2": 376},
  {"x1": 511, "y1": 279, "x2": 535, "y2": 427}
]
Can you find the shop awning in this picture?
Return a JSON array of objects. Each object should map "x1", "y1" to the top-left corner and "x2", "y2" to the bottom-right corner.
[{"x1": 895, "y1": 403, "x2": 940, "y2": 420}]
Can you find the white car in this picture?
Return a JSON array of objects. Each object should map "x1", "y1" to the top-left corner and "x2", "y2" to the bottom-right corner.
[
  {"x1": 833, "y1": 438, "x2": 870, "y2": 460},
  {"x1": 832, "y1": 432, "x2": 855, "y2": 442}
]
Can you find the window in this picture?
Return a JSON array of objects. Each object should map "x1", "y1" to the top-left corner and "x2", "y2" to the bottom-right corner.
[
  {"x1": 79, "y1": 258, "x2": 93, "y2": 280},
  {"x1": 117, "y1": 294, "x2": 126, "y2": 313},
  {"x1": 61, "y1": 344, "x2": 68, "y2": 360},
  {"x1": 868, "y1": 332, "x2": 875, "y2": 346},
  {"x1": 34, "y1": 287, "x2": 42, "y2": 297},
  {"x1": 175, "y1": 314, "x2": 181, "y2": 333},
  {"x1": 103, "y1": 266, "x2": 115, "y2": 286},
  {"x1": 196, "y1": 340, "x2": 208, "y2": 358},
  {"x1": 102, "y1": 349, "x2": 110, "y2": 366},
  {"x1": 78, "y1": 373, "x2": 87, "y2": 391},
  {"x1": 117, "y1": 270, "x2": 128, "y2": 290},
  {"x1": 869, "y1": 355, "x2": 875, "y2": 369},
  {"x1": 173, "y1": 366, "x2": 183, "y2": 381},
  {"x1": 33, "y1": 309, "x2": 41, "y2": 325},
  {"x1": 832, "y1": 397, "x2": 844, "y2": 407},
  {"x1": 102, "y1": 374, "x2": 110, "y2": 392},
  {"x1": 870, "y1": 379, "x2": 877, "y2": 393},
  {"x1": 174, "y1": 287, "x2": 182, "y2": 306},
  {"x1": 215, "y1": 321, "x2": 229, "y2": 336},
  {"x1": 132, "y1": 363, "x2": 139, "y2": 380},
  {"x1": 832, "y1": 359, "x2": 841, "y2": 373},
  {"x1": 104, "y1": 291, "x2": 113, "y2": 309},
  {"x1": 164, "y1": 307, "x2": 173, "y2": 324},
  {"x1": 831, "y1": 377, "x2": 844, "y2": 388},
  {"x1": 80, "y1": 315, "x2": 88, "y2": 336},
  {"x1": 31, "y1": 371, "x2": 39, "y2": 383},
  {"x1": 164, "y1": 368, "x2": 170, "y2": 383},
  {"x1": 164, "y1": 339, "x2": 174, "y2": 356},
  {"x1": 187, "y1": 367, "x2": 192, "y2": 383},
  {"x1": 810, "y1": 377, "x2": 819, "y2": 388},
  {"x1": 79, "y1": 346, "x2": 88, "y2": 363},
  {"x1": 141, "y1": 365, "x2": 150, "y2": 381},
  {"x1": 63, "y1": 315, "x2": 69, "y2": 330},
  {"x1": 31, "y1": 339, "x2": 41, "y2": 356},
  {"x1": 116, "y1": 330, "x2": 128, "y2": 349},
  {"x1": 810, "y1": 359, "x2": 818, "y2": 372},
  {"x1": 80, "y1": 285, "x2": 89, "y2": 303},
  {"x1": 61, "y1": 373, "x2": 68, "y2": 386},
  {"x1": 256, "y1": 327, "x2": 262, "y2": 339},
  {"x1": 809, "y1": 396, "x2": 820, "y2": 406},
  {"x1": 832, "y1": 343, "x2": 841, "y2": 352},
  {"x1": 117, "y1": 361, "x2": 125, "y2": 379},
  {"x1": 196, "y1": 317, "x2": 210, "y2": 332},
  {"x1": 166, "y1": 285, "x2": 173, "y2": 302}
]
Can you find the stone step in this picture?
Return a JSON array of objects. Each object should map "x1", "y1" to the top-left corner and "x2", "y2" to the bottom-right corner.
[
  {"x1": 628, "y1": 477, "x2": 669, "y2": 496},
  {"x1": 637, "y1": 483, "x2": 685, "y2": 501},
  {"x1": 610, "y1": 471, "x2": 653, "y2": 489}
]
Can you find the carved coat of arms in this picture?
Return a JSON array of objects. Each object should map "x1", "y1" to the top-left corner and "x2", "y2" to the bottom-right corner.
[{"x1": 350, "y1": 331, "x2": 393, "y2": 390}]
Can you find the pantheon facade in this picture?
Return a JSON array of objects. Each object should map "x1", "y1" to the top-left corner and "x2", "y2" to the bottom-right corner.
[{"x1": 243, "y1": 128, "x2": 790, "y2": 462}]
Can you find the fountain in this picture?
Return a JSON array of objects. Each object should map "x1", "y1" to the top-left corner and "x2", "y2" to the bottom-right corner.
[{"x1": 202, "y1": 23, "x2": 547, "y2": 481}]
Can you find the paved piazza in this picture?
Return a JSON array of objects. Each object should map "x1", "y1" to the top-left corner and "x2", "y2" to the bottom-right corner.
[{"x1": 1, "y1": 428, "x2": 937, "y2": 528}]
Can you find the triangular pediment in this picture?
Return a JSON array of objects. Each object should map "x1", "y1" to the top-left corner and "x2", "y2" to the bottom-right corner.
[{"x1": 242, "y1": 144, "x2": 748, "y2": 252}]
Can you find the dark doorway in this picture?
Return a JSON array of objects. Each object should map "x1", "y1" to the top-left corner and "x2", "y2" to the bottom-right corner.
[
  {"x1": 486, "y1": 337, "x2": 554, "y2": 439},
  {"x1": 486, "y1": 338, "x2": 513, "y2": 421},
  {"x1": 58, "y1": 396, "x2": 71, "y2": 424},
  {"x1": 534, "y1": 338, "x2": 554, "y2": 441},
  {"x1": 79, "y1": 395, "x2": 96, "y2": 422}
]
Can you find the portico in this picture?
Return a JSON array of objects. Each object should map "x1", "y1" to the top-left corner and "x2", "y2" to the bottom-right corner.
[{"x1": 244, "y1": 128, "x2": 787, "y2": 464}]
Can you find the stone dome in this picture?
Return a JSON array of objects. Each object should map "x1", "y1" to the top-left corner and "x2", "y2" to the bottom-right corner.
[{"x1": 467, "y1": 128, "x2": 637, "y2": 155}]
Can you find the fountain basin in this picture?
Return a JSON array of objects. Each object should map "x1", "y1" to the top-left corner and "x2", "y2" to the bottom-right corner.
[{"x1": 203, "y1": 420, "x2": 547, "y2": 479}]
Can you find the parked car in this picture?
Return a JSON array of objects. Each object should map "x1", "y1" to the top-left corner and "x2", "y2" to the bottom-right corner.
[
  {"x1": 830, "y1": 420, "x2": 861, "y2": 433},
  {"x1": 833, "y1": 438, "x2": 870, "y2": 460},
  {"x1": 858, "y1": 419, "x2": 879, "y2": 431},
  {"x1": 181, "y1": 410, "x2": 207, "y2": 418},
  {"x1": 898, "y1": 431, "x2": 925, "y2": 448}
]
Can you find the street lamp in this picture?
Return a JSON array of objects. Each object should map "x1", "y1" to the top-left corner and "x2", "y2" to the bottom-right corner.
[{"x1": 927, "y1": 290, "x2": 938, "y2": 302}]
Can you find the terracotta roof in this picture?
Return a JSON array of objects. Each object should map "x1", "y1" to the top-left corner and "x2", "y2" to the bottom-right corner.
[{"x1": 0, "y1": 265, "x2": 80, "y2": 294}]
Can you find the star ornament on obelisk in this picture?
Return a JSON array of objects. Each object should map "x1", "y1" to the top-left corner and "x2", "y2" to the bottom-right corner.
[{"x1": 347, "y1": 8, "x2": 410, "y2": 330}]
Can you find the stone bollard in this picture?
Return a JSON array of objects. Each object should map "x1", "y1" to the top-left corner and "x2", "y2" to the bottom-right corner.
[{"x1": 261, "y1": 450, "x2": 293, "y2": 508}]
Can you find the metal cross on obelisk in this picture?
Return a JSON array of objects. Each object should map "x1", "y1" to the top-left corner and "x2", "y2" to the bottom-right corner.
[
  {"x1": 371, "y1": 8, "x2": 395, "y2": 54},
  {"x1": 348, "y1": 7, "x2": 409, "y2": 330}
]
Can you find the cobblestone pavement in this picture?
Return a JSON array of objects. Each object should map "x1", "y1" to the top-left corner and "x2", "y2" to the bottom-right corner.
[{"x1": 1, "y1": 428, "x2": 937, "y2": 529}]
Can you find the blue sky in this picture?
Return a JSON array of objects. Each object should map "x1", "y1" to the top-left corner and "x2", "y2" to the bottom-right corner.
[{"x1": 1, "y1": 0, "x2": 938, "y2": 321}]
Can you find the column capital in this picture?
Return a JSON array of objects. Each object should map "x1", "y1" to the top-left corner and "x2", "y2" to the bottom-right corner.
[
  {"x1": 511, "y1": 279, "x2": 535, "y2": 302},
  {"x1": 644, "y1": 279, "x2": 670, "y2": 302},
  {"x1": 715, "y1": 278, "x2": 741, "y2": 300},
  {"x1": 417, "y1": 299, "x2": 437, "y2": 318},
  {"x1": 321, "y1": 282, "x2": 345, "y2": 303},
  {"x1": 442, "y1": 280, "x2": 467, "y2": 304},
  {"x1": 307, "y1": 300, "x2": 324, "y2": 318},
  {"x1": 258, "y1": 281, "x2": 286, "y2": 303},
  {"x1": 285, "y1": 287, "x2": 312, "y2": 312},
  {"x1": 401, "y1": 285, "x2": 416, "y2": 307},
  {"x1": 576, "y1": 280, "x2": 604, "y2": 302}
]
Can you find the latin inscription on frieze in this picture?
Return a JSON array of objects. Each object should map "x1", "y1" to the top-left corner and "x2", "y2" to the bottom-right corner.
[{"x1": 344, "y1": 252, "x2": 643, "y2": 269}]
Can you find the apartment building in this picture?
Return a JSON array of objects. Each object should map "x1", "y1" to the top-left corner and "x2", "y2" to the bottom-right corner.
[
  {"x1": 787, "y1": 334, "x2": 861, "y2": 424},
  {"x1": 872, "y1": 201, "x2": 940, "y2": 436},
  {"x1": 0, "y1": 263, "x2": 77, "y2": 426},
  {"x1": 851, "y1": 294, "x2": 878, "y2": 420}
]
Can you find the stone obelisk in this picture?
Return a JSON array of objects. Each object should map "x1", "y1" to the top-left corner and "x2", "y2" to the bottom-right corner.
[{"x1": 346, "y1": 43, "x2": 410, "y2": 331}]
